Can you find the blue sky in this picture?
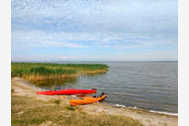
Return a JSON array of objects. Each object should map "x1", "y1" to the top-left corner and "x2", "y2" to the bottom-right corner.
[{"x1": 11, "y1": 0, "x2": 178, "y2": 61}]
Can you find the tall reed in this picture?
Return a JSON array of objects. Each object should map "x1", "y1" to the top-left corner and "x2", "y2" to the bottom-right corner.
[{"x1": 11, "y1": 62, "x2": 109, "y2": 85}]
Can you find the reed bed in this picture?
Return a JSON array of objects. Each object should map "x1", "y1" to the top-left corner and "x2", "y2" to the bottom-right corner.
[{"x1": 11, "y1": 62, "x2": 109, "y2": 85}]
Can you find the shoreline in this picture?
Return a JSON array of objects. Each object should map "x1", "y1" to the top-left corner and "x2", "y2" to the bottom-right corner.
[
  {"x1": 23, "y1": 77, "x2": 178, "y2": 116},
  {"x1": 11, "y1": 77, "x2": 178, "y2": 126}
]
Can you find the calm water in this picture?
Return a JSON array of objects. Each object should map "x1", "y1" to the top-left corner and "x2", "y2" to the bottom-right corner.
[{"x1": 39, "y1": 61, "x2": 178, "y2": 113}]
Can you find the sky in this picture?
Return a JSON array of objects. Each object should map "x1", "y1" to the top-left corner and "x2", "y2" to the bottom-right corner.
[{"x1": 11, "y1": 0, "x2": 178, "y2": 61}]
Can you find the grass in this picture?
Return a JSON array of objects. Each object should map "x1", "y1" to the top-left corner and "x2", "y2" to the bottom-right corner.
[
  {"x1": 66, "y1": 106, "x2": 76, "y2": 111},
  {"x1": 54, "y1": 99, "x2": 61, "y2": 105},
  {"x1": 11, "y1": 94, "x2": 143, "y2": 126},
  {"x1": 11, "y1": 62, "x2": 109, "y2": 85}
]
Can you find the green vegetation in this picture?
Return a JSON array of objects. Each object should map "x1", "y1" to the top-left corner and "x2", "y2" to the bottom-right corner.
[
  {"x1": 11, "y1": 66, "x2": 76, "y2": 77},
  {"x1": 11, "y1": 95, "x2": 143, "y2": 126},
  {"x1": 11, "y1": 62, "x2": 109, "y2": 85},
  {"x1": 54, "y1": 99, "x2": 61, "y2": 105},
  {"x1": 66, "y1": 106, "x2": 76, "y2": 111}
]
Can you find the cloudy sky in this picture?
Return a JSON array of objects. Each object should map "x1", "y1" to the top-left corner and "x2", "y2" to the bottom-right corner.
[{"x1": 11, "y1": 0, "x2": 177, "y2": 61}]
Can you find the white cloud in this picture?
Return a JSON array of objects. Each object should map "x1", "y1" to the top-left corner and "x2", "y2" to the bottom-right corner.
[
  {"x1": 12, "y1": 0, "x2": 177, "y2": 34},
  {"x1": 11, "y1": 49, "x2": 178, "y2": 62},
  {"x1": 12, "y1": 30, "x2": 88, "y2": 49},
  {"x1": 11, "y1": 29, "x2": 178, "y2": 53},
  {"x1": 11, "y1": 0, "x2": 178, "y2": 61},
  {"x1": 11, "y1": 55, "x2": 101, "y2": 62}
]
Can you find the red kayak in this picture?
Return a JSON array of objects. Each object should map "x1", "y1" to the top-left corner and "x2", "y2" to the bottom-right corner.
[{"x1": 36, "y1": 89, "x2": 96, "y2": 95}]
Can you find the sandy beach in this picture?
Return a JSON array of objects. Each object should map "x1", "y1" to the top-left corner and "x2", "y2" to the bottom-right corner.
[{"x1": 11, "y1": 77, "x2": 177, "y2": 126}]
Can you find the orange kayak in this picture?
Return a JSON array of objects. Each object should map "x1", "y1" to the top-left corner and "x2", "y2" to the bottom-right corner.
[{"x1": 69, "y1": 94, "x2": 107, "y2": 106}]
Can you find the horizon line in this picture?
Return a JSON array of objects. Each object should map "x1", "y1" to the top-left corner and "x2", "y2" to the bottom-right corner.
[{"x1": 11, "y1": 60, "x2": 178, "y2": 63}]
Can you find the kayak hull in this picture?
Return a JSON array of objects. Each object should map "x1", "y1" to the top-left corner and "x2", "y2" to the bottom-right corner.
[
  {"x1": 36, "y1": 89, "x2": 96, "y2": 95},
  {"x1": 69, "y1": 94, "x2": 107, "y2": 106}
]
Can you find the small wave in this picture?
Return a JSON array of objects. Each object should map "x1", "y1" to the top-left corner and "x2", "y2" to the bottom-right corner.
[
  {"x1": 114, "y1": 104, "x2": 138, "y2": 109},
  {"x1": 115, "y1": 104, "x2": 126, "y2": 107},
  {"x1": 112, "y1": 104, "x2": 177, "y2": 116},
  {"x1": 149, "y1": 110, "x2": 178, "y2": 116}
]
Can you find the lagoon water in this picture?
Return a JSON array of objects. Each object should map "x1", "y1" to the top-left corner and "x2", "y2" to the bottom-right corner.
[{"x1": 40, "y1": 61, "x2": 178, "y2": 113}]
